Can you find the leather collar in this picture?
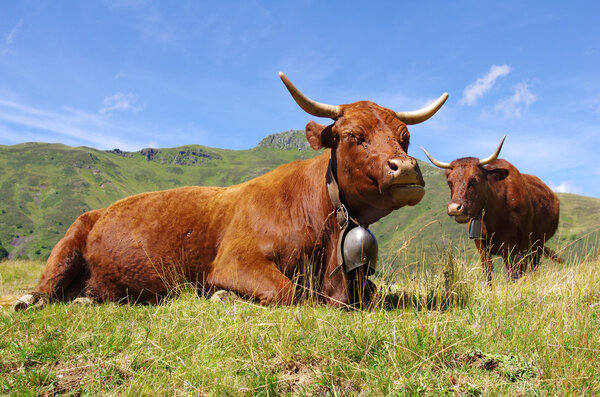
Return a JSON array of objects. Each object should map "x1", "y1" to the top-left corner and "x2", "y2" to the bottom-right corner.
[{"x1": 326, "y1": 154, "x2": 360, "y2": 277}]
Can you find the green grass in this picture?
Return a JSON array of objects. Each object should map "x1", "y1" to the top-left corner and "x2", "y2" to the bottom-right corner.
[
  {"x1": 0, "y1": 260, "x2": 45, "y2": 296},
  {"x1": 1, "y1": 235, "x2": 599, "y2": 395}
]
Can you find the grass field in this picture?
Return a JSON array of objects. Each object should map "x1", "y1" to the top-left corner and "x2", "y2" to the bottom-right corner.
[{"x1": 1, "y1": 236, "x2": 599, "y2": 396}]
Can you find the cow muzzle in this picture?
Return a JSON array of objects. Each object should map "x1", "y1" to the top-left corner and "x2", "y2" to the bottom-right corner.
[
  {"x1": 386, "y1": 157, "x2": 425, "y2": 206},
  {"x1": 447, "y1": 202, "x2": 469, "y2": 223}
]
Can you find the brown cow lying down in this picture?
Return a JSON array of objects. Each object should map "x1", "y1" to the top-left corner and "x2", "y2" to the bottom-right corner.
[
  {"x1": 421, "y1": 136, "x2": 561, "y2": 284},
  {"x1": 16, "y1": 73, "x2": 447, "y2": 308}
]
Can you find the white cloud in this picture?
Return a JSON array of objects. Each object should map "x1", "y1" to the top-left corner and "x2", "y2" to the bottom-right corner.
[
  {"x1": 4, "y1": 19, "x2": 23, "y2": 46},
  {"x1": 460, "y1": 64, "x2": 511, "y2": 106},
  {"x1": 549, "y1": 181, "x2": 582, "y2": 195},
  {"x1": 0, "y1": 97, "x2": 141, "y2": 150},
  {"x1": 99, "y1": 92, "x2": 142, "y2": 114},
  {"x1": 494, "y1": 83, "x2": 537, "y2": 118}
]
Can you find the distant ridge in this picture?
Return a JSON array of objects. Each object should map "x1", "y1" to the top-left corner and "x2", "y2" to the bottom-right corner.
[
  {"x1": 258, "y1": 130, "x2": 310, "y2": 151},
  {"x1": 105, "y1": 146, "x2": 222, "y2": 165}
]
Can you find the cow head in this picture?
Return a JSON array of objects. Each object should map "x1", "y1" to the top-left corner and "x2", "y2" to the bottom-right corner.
[
  {"x1": 421, "y1": 136, "x2": 508, "y2": 223},
  {"x1": 279, "y1": 72, "x2": 448, "y2": 225}
]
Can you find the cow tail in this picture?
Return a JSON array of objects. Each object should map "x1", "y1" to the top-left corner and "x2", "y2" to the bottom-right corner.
[
  {"x1": 543, "y1": 246, "x2": 564, "y2": 264},
  {"x1": 34, "y1": 209, "x2": 105, "y2": 300}
]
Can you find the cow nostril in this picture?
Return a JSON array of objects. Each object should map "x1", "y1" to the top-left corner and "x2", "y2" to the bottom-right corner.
[
  {"x1": 387, "y1": 160, "x2": 399, "y2": 172},
  {"x1": 448, "y1": 202, "x2": 463, "y2": 214}
]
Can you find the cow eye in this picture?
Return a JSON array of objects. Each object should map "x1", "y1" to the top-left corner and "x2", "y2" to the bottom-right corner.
[
  {"x1": 348, "y1": 131, "x2": 364, "y2": 144},
  {"x1": 447, "y1": 181, "x2": 453, "y2": 189},
  {"x1": 468, "y1": 179, "x2": 478, "y2": 188}
]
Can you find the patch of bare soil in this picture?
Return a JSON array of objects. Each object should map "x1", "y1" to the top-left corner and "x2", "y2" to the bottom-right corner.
[
  {"x1": 272, "y1": 357, "x2": 325, "y2": 395},
  {"x1": 452, "y1": 350, "x2": 500, "y2": 371},
  {"x1": 444, "y1": 349, "x2": 537, "y2": 383},
  {"x1": 9, "y1": 235, "x2": 33, "y2": 248},
  {"x1": 50, "y1": 363, "x2": 90, "y2": 395},
  {"x1": 8, "y1": 235, "x2": 33, "y2": 259},
  {"x1": 4, "y1": 359, "x2": 128, "y2": 396}
]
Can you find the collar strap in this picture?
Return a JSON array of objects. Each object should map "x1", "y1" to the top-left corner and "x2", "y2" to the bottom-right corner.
[
  {"x1": 327, "y1": 160, "x2": 357, "y2": 229},
  {"x1": 326, "y1": 156, "x2": 361, "y2": 278}
]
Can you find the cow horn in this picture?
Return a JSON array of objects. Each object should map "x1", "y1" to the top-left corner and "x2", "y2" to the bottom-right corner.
[
  {"x1": 395, "y1": 93, "x2": 448, "y2": 125},
  {"x1": 279, "y1": 72, "x2": 341, "y2": 119},
  {"x1": 478, "y1": 135, "x2": 507, "y2": 165},
  {"x1": 420, "y1": 147, "x2": 451, "y2": 169}
]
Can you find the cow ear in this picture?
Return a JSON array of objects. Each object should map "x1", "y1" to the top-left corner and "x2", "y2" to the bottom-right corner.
[
  {"x1": 487, "y1": 168, "x2": 509, "y2": 181},
  {"x1": 305, "y1": 121, "x2": 336, "y2": 150}
]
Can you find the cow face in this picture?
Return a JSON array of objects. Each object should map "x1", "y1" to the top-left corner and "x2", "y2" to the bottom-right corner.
[
  {"x1": 279, "y1": 72, "x2": 448, "y2": 225},
  {"x1": 421, "y1": 136, "x2": 508, "y2": 223},
  {"x1": 305, "y1": 103, "x2": 426, "y2": 224},
  {"x1": 443, "y1": 159, "x2": 509, "y2": 223}
]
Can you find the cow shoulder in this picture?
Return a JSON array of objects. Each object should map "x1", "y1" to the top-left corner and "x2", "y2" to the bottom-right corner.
[{"x1": 484, "y1": 160, "x2": 529, "y2": 209}]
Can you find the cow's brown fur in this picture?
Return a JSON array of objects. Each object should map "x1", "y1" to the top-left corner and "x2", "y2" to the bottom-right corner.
[
  {"x1": 443, "y1": 157, "x2": 560, "y2": 283},
  {"x1": 35, "y1": 100, "x2": 427, "y2": 307}
]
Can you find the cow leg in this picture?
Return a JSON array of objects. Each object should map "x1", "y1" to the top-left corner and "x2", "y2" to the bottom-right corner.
[
  {"x1": 33, "y1": 210, "x2": 104, "y2": 304},
  {"x1": 347, "y1": 269, "x2": 377, "y2": 308},
  {"x1": 529, "y1": 245, "x2": 543, "y2": 272},
  {"x1": 206, "y1": 255, "x2": 295, "y2": 306},
  {"x1": 528, "y1": 252, "x2": 539, "y2": 273},
  {"x1": 475, "y1": 240, "x2": 493, "y2": 285},
  {"x1": 505, "y1": 253, "x2": 525, "y2": 280}
]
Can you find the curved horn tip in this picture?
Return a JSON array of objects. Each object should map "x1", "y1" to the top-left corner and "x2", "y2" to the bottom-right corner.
[
  {"x1": 499, "y1": 134, "x2": 507, "y2": 145},
  {"x1": 479, "y1": 134, "x2": 508, "y2": 166},
  {"x1": 277, "y1": 72, "x2": 341, "y2": 119},
  {"x1": 395, "y1": 92, "x2": 449, "y2": 125},
  {"x1": 420, "y1": 146, "x2": 451, "y2": 169},
  {"x1": 496, "y1": 134, "x2": 507, "y2": 152}
]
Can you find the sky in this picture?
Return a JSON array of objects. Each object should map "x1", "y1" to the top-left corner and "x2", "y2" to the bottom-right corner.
[{"x1": 1, "y1": 1, "x2": 599, "y2": 198}]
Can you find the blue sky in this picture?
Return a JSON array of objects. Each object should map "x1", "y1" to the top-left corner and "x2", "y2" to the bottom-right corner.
[{"x1": 1, "y1": 1, "x2": 599, "y2": 197}]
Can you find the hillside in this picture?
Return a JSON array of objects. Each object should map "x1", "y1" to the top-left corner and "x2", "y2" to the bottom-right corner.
[{"x1": 1, "y1": 130, "x2": 599, "y2": 265}]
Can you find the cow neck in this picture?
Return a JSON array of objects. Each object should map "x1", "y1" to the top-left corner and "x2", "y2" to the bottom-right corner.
[
  {"x1": 326, "y1": 151, "x2": 361, "y2": 230},
  {"x1": 326, "y1": 151, "x2": 361, "y2": 277},
  {"x1": 468, "y1": 187, "x2": 489, "y2": 239},
  {"x1": 478, "y1": 186, "x2": 491, "y2": 220}
]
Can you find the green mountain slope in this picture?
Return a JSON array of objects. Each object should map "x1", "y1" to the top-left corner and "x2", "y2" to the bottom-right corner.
[{"x1": 1, "y1": 130, "x2": 599, "y2": 264}]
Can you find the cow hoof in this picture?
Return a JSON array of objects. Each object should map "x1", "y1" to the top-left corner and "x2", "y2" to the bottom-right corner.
[
  {"x1": 72, "y1": 297, "x2": 95, "y2": 306},
  {"x1": 13, "y1": 294, "x2": 36, "y2": 311},
  {"x1": 13, "y1": 293, "x2": 47, "y2": 311},
  {"x1": 210, "y1": 290, "x2": 238, "y2": 303}
]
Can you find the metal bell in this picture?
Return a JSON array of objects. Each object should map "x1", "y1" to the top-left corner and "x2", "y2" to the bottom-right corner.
[
  {"x1": 342, "y1": 226, "x2": 378, "y2": 275},
  {"x1": 469, "y1": 218, "x2": 482, "y2": 239}
]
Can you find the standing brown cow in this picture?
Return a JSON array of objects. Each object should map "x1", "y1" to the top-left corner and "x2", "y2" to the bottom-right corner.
[
  {"x1": 15, "y1": 73, "x2": 447, "y2": 308},
  {"x1": 421, "y1": 136, "x2": 561, "y2": 283}
]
